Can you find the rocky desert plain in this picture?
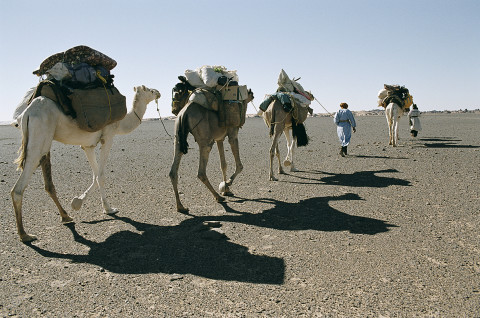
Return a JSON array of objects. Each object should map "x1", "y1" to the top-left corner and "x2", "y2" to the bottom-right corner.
[{"x1": 1, "y1": 111, "x2": 479, "y2": 317}]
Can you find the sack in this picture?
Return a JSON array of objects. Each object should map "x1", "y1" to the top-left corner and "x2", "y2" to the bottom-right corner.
[
  {"x1": 46, "y1": 62, "x2": 72, "y2": 81},
  {"x1": 225, "y1": 101, "x2": 246, "y2": 127},
  {"x1": 185, "y1": 69, "x2": 205, "y2": 88},
  {"x1": 292, "y1": 104, "x2": 309, "y2": 124},
  {"x1": 188, "y1": 89, "x2": 220, "y2": 111},
  {"x1": 221, "y1": 85, "x2": 248, "y2": 101},
  {"x1": 200, "y1": 66, "x2": 223, "y2": 87},
  {"x1": 69, "y1": 87, "x2": 127, "y2": 132},
  {"x1": 404, "y1": 93, "x2": 413, "y2": 109}
]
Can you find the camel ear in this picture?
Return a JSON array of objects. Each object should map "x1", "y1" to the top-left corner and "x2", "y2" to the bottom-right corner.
[
  {"x1": 142, "y1": 85, "x2": 146, "y2": 91},
  {"x1": 133, "y1": 86, "x2": 137, "y2": 92}
]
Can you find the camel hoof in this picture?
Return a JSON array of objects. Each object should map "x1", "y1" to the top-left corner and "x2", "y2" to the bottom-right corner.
[
  {"x1": 218, "y1": 181, "x2": 227, "y2": 193},
  {"x1": 104, "y1": 208, "x2": 119, "y2": 215},
  {"x1": 177, "y1": 207, "x2": 189, "y2": 214},
  {"x1": 20, "y1": 234, "x2": 38, "y2": 243},
  {"x1": 216, "y1": 196, "x2": 226, "y2": 202},
  {"x1": 290, "y1": 166, "x2": 299, "y2": 172},
  {"x1": 62, "y1": 216, "x2": 74, "y2": 224},
  {"x1": 283, "y1": 159, "x2": 291, "y2": 166},
  {"x1": 71, "y1": 197, "x2": 83, "y2": 211},
  {"x1": 279, "y1": 169, "x2": 286, "y2": 175},
  {"x1": 269, "y1": 176, "x2": 278, "y2": 181},
  {"x1": 222, "y1": 191, "x2": 234, "y2": 197}
]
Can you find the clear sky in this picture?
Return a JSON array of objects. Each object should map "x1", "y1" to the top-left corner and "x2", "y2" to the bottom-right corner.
[{"x1": 1, "y1": 0, "x2": 479, "y2": 122}]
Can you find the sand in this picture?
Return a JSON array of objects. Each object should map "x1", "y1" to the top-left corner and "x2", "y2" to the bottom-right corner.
[{"x1": 0, "y1": 113, "x2": 479, "y2": 317}]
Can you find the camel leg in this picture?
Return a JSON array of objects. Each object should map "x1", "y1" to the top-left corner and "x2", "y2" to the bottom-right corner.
[
  {"x1": 11, "y1": 157, "x2": 40, "y2": 242},
  {"x1": 40, "y1": 152, "x2": 73, "y2": 224},
  {"x1": 386, "y1": 113, "x2": 393, "y2": 146},
  {"x1": 226, "y1": 132, "x2": 243, "y2": 186},
  {"x1": 96, "y1": 138, "x2": 117, "y2": 214},
  {"x1": 169, "y1": 141, "x2": 188, "y2": 213},
  {"x1": 198, "y1": 144, "x2": 225, "y2": 202},
  {"x1": 269, "y1": 130, "x2": 283, "y2": 181},
  {"x1": 284, "y1": 128, "x2": 298, "y2": 172},
  {"x1": 216, "y1": 140, "x2": 233, "y2": 196},
  {"x1": 71, "y1": 146, "x2": 97, "y2": 211},
  {"x1": 276, "y1": 144, "x2": 285, "y2": 174},
  {"x1": 79, "y1": 140, "x2": 117, "y2": 215},
  {"x1": 393, "y1": 119, "x2": 399, "y2": 147}
]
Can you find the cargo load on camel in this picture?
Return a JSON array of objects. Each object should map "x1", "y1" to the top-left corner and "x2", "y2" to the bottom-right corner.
[
  {"x1": 30, "y1": 45, "x2": 127, "y2": 132},
  {"x1": 259, "y1": 69, "x2": 314, "y2": 125},
  {"x1": 171, "y1": 65, "x2": 250, "y2": 128},
  {"x1": 377, "y1": 84, "x2": 413, "y2": 110}
]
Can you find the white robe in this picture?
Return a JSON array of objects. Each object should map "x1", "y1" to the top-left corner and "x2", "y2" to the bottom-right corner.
[{"x1": 408, "y1": 108, "x2": 422, "y2": 131}]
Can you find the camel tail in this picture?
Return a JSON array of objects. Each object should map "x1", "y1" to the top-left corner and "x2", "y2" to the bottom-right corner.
[
  {"x1": 14, "y1": 115, "x2": 29, "y2": 170},
  {"x1": 292, "y1": 120, "x2": 309, "y2": 147},
  {"x1": 177, "y1": 111, "x2": 190, "y2": 154}
]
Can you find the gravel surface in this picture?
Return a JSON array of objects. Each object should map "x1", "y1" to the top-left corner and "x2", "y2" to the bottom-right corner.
[{"x1": 1, "y1": 113, "x2": 479, "y2": 317}]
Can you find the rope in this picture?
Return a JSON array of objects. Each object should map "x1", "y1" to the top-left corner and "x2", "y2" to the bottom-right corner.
[
  {"x1": 314, "y1": 97, "x2": 333, "y2": 117},
  {"x1": 97, "y1": 71, "x2": 112, "y2": 120},
  {"x1": 155, "y1": 99, "x2": 173, "y2": 138}
]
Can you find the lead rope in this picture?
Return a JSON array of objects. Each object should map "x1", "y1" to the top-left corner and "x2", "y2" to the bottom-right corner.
[
  {"x1": 156, "y1": 99, "x2": 173, "y2": 138},
  {"x1": 97, "y1": 71, "x2": 112, "y2": 120},
  {"x1": 314, "y1": 97, "x2": 334, "y2": 117}
]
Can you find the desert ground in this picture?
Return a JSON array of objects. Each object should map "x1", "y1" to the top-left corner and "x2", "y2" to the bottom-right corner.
[{"x1": 0, "y1": 113, "x2": 479, "y2": 317}]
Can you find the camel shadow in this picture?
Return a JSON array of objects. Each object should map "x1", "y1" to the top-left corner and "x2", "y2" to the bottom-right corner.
[
  {"x1": 212, "y1": 193, "x2": 397, "y2": 235},
  {"x1": 278, "y1": 169, "x2": 411, "y2": 188},
  {"x1": 414, "y1": 137, "x2": 479, "y2": 148},
  {"x1": 26, "y1": 216, "x2": 285, "y2": 284}
]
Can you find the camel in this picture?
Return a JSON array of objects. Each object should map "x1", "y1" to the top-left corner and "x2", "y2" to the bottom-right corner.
[
  {"x1": 169, "y1": 82, "x2": 254, "y2": 213},
  {"x1": 11, "y1": 85, "x2": 161, "y2": 242},
  {"x1": 260, "y1": 98, "x2": 310, "y2": 181},
  {"x1": 385, "y1": 102, "x2": 404, "y2": 147},
  {"x1": 378, "y1": 85, "x2": 413, "y2": 147}
]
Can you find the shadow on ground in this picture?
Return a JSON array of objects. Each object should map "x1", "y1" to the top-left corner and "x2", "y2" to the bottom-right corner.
[
  {"x1": 25, "y1": 193, "x2": 396, "y2": 284},
  {"x1": 213, "y1": 193, "x2": 397, "y2": 235},
  {"x1": 27, "y1": 215, "x2": 285, "y2": 284},
  {"x1": 414, "y1": 136, "x2": 479, "y2": 148},
  {"x1": 278, "y1": 168, "x2": 411, "y2": 187}
]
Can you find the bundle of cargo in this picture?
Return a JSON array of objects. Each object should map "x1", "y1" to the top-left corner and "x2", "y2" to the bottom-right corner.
[
  {"x1": 259, "y1": 69, "x2": 314, "y2": 124},
  {"x1": 30, "y1": 46, "x2": 126, "y2": 132},
  {"x1": 171, "y1": 66, "x2": 250, "y2": 127},
  {"x1": 184, "y1": 65, "x2": 239, "y2": 89},
  {"x1": 377, "y1": 84, "x2": 413, "y2": 109}
]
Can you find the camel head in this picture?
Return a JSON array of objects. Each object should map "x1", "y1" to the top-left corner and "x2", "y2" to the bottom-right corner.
[
  {"x1": 134, "y1": 85, "x2": 161, "y2": 103},
  {"x1": 171, "y1": 76, "x2": 195, "y2": 115}
]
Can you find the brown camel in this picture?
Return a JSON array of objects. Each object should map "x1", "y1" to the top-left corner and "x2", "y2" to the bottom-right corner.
[
  {"x1": 261, "y1": 97, "x2": 311, "y2": 181},
  {"x1": 169, "y1": 80, "x2": 254, "y2": 213}
]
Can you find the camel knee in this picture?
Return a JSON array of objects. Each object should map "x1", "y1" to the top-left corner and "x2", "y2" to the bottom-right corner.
[{"x1": 11, "y1": 186, "x2": 24, "y2": 205}]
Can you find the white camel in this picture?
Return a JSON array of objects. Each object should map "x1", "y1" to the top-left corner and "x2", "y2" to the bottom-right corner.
[
  {"x1": 11, "y1": 85, "x2": 160, "y2": 242},
  {"x1": 385, "y1": 102, "x2": 404, "y2": 147}
]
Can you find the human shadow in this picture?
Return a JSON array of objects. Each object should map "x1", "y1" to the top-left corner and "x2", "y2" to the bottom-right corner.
[
  {"x1": 278, "y1": 169, "x2": 411, "y2": 188},
  {"x1": 419, "y1": 137, "x2": 461, "y2": 142},
  {"x1": 26, "y1": 215, "x2": 285, "y2": 284},
  {"x1": 349, "y1": 155, "x2": 409, "y2": 159},
  {"x1": 208, "y1": 193, "x2": 397, "y2": 235}
]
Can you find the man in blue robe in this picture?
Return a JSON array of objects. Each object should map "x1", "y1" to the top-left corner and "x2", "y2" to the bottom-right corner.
[{"x1": 333, "y1": 102, "x2": 356, "y2": 157}]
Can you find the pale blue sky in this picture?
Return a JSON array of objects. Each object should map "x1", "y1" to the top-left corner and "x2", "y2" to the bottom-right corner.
[{"x1": 1, "y1": 0, "x2": 479, "y2": 122}]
